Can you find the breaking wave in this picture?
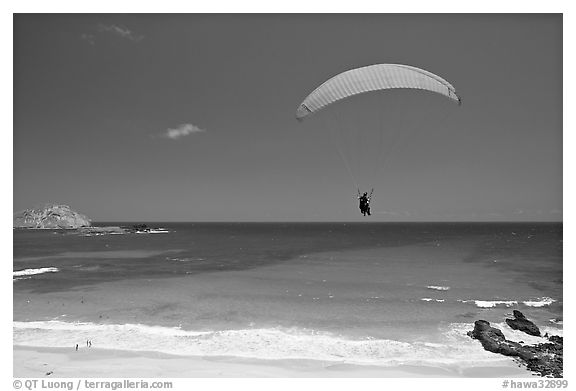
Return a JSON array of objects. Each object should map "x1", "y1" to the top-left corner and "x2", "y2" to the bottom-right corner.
[
  {"x1": 427, "y1": 286, "x2": 450, "y2": 291},
  {"x1": 458, "y1": 300, "x2": 518, "y2": 308},
  {"x1": 456, "y1": 298, "x2": 557, "y2": 308},
  {"x1": 13, "y1": 267, "x2": 59, "y2": 281},
  {"x1": 13, "y1": 320, "x2": 516, "y2": 368},
  {"x1": 522, "y1": 297, "x2": 556, "y2": 307}
]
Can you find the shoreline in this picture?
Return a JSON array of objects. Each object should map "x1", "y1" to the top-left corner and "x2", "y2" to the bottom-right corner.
[{"x1": 14, "y1": 345, "x2": 532, "y2": 378}]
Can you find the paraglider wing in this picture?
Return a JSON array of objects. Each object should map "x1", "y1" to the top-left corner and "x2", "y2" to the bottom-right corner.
[{"x1": 296, "y1": 64, "x2": 461, "y2": 120}]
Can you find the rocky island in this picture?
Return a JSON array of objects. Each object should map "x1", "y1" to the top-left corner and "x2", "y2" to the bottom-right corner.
[
  {"x1": 14, "y1": 204, "x2": 169, "y2": 236},
  {"x1": 13, "y1": 204, "x2": 91, "y2": 229}
]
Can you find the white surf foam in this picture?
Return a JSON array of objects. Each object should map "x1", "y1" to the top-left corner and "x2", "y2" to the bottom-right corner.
[
  {"x1": 166, "y1": 257, "x2": 206, "y2": 263},
  {"x1": 490, "y1": 322, "x2": 563, "y2": 344},
  {"x1": 457, "y1": 297, "x2": 557, "y2": 308},
  {"x1": 522, "y1": 297, "x2": 556, "y2": 307},
  {"x1": 13, "y1": 267, "x2": 59, "y2": 280},
  {"x1": 13, "y1": 320, "x2": 512, "y2": 368},
  {"x1": 444, "y1": 321, "x2": 563, "y2": 358},
  {"x1": 14, "y1": 321, "x2": 210, "y2": 337},
  {"x1": 427, "y1": 286, "x2": 450, "y2": 291},
  {"x1": 135, "y1": 229, "x2": 169, "y2": 234},
  {"x1": 421, "y1": 298, "x2": 445, "y2": 302},
  {"x1": 148, "y1": 229, "x2": 169, "y2": 234},
  {"x1": 459, "y1": 300, "x2": 518, "y2": 308}
]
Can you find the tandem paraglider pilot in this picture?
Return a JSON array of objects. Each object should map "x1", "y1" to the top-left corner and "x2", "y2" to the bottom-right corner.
[{"x1": 358, "y1": 190, "x2": 372, "y2": 216}]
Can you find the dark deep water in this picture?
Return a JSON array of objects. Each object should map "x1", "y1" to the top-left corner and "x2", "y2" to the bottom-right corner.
[{"x1": 13, "y1": 222, "x2": 562, "y2": 295}]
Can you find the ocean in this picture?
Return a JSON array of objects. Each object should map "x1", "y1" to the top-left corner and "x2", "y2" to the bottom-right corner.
[{"x1": 13, "y1": 223, "x2": 563, "y2": 372}]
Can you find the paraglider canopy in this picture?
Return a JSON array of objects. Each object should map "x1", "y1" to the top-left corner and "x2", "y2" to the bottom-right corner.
[
  {"x1": 296, "y1": 64, "x2": 461, "y2": 121},
  {"x1": 294, "y1": 63, "x2": 462, "y2": 215}
]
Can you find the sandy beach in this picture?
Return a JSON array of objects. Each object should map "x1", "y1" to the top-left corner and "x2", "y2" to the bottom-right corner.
[{"x1": 14, "y1": 345, "x2": 532, "y2": 378}]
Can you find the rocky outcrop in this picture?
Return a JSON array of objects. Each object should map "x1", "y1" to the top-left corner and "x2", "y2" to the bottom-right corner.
[
  {"x1": 57, "y1": 225, "x2": 168, "y2": 236},
  {"x1": 468, "y1": 315, "x2": 562, "y2": 377},
  {"x1": 131, "y1": 224, "x2": 151, "y2": 233},
  {"x1": 506, "y1": 310, "x2": 541, "y2": 336},
  {"x1": 76, "y1": 226, "x2": 126, "y2": 236},
  {"x1": 13, "y1": 204, "x2": 91, "y2": 229},
  {"x1": 468, "y1": 320, "x2": 537, "y2": 360}
]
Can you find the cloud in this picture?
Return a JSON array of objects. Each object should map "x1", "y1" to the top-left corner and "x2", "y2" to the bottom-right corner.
[
  {"x1": 80, "y1": 33, "x2": 96, "y2": 45},
  {"x1": 80, "y1": 24, "x2": 144, "y2": 45},
  {"x1": 162, "y1": 124, "x2": 206, "y2": 140},
  {"x1": 97, "y1": 24, "x2": 144, "y2": 42}
]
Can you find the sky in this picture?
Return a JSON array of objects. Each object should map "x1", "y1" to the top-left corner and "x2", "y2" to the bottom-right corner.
[{"x1": 13, "y1": 14, "x2": 562, "y2": 222}]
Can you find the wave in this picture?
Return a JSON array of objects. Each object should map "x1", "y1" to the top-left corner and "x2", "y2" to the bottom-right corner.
[
  {"x1": 14, "y1": 321, "x2": 210, "y2": 337},
  {"x1": 166, "y1": 257, "x2": 206, "y2": 263},
  {"x1": 13, "y1": 320, "x2": 517, "y2": 368},
  {"x1": 522, "y1": 297, "x2": 556, "y2": 307},
  {"x1": 13, "y1": 267, "x2": 59, "y2": 281},
  {"x1": 149, "y1": 229, "x2": 169, "y2": 234},
  {"x1": 135, "y1": 229, "x2": 169, "y2": 234},
  {"x1": 458, "y1": 300, "x2": 518, "y2": 308},
  {"x1": 455, "y1": 297, "x2": 558, "y2": 308},
  {"x1": 81, "y1": 232, "x2": 126, "y2": 237},
  {"x1": 427, "y1": 286, "x2": 450, "y2": 291}
]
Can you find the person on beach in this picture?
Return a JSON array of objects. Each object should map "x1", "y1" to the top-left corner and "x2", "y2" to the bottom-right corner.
[{"x1": 75, "y1": 344, "x2": 78, "y2": 351}]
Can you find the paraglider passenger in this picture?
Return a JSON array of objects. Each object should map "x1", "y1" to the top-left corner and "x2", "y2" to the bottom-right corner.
[{"x1": 358, "y1": 192, "x2": 371, "y2": 216}]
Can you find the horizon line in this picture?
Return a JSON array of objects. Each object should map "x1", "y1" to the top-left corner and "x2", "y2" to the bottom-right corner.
[{"x1": 90, "y1": 220, "x2": 563, "y2": 224}]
